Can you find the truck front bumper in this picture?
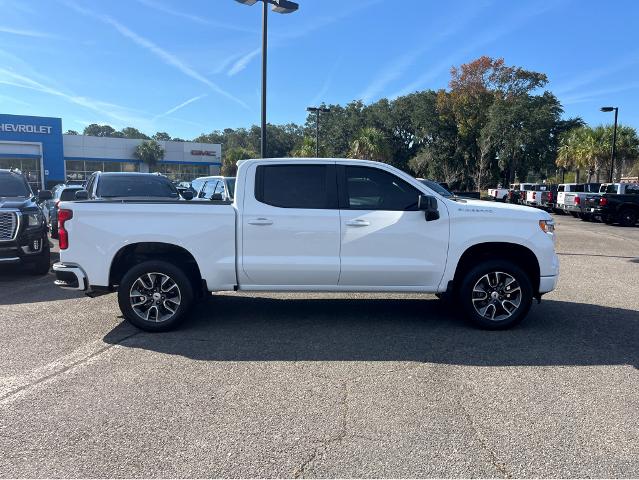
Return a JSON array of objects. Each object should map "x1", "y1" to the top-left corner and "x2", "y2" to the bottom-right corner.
[{"x1": 53, "y1": 262, "x2": 88, "y2": 291}]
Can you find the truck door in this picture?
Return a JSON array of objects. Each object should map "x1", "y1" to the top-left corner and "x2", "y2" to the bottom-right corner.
[
  {"x1": 337, "y1": 165, "x2": 449, "y2": 289},
  {"x1": 241, "y1": 163, "x2": 341, "y2": 286}
]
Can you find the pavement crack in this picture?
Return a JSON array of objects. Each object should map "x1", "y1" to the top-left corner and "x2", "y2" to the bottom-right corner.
[
  {"x1": 0, "y1": 331, "x2": 139, "y2": 403},
  {"x1": 293, "y1": 380, "x2": 350, "y2": 478},
  {"x1": 456, "y1": 388, "x2": 512, "y2": 479}
]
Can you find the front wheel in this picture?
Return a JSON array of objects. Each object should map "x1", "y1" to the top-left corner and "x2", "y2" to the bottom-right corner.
[
  {"x1": 458, "y1": 260, "x2": 533, "y2": 330},
  {"x1": 30, "y1": 243, "x2": 51, "y2": 276},
  {"x1": 117, "y1": 260, "x2": 194, "y2": 332}
]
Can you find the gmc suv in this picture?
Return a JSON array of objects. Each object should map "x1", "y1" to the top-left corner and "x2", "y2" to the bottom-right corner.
[{"x1": 0, "y1": 169, "x2": 52, "y2": 274}]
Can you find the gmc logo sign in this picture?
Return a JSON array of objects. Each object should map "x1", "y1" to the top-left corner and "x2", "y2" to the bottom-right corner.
[{"x1": 191, "y1": 150, "x2": 217, "y2": 157}]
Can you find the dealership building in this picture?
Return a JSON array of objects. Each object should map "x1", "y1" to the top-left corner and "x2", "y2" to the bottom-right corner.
[{"x1": 0, "y1": 114, "x2": 222, "y2": 191}]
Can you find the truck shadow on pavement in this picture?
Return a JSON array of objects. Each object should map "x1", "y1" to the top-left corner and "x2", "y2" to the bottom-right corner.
[{"x1": 103, "y1": 295, "x2": 638, "y2": 368}]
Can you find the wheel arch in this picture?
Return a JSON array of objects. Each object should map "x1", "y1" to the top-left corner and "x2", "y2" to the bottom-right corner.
[
  {"x1": 452, "y1": 242, "x2": 541, "y2": 294},
  {"x1": 109, "y1": 242, "x2": 204, "y2": 294}
]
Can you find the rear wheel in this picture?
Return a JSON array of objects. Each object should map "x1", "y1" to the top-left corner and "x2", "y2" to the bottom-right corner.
[
  {"x1": 570, "y1": 212, "x2": 579, "y2": 218},
  {"x1": 619, "y1": 208, "x2": 638, "y2": 227},
  {"x1": 458, "y1": 260, "x2": 533, "y2": 330},
  {"x1": 118, "y1": 260, "x2": 194, "y2": 332}
]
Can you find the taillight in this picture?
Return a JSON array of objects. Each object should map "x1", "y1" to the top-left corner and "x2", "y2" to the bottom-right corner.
[
  {"x1": 548, "y1": 192, "x2": 553, "y2": 202},
  {"x1": 600, "y1": 197, "x2": 608, "y2": 206},
  {"x1": 508, "y1": 191, "x2": 512, "y2": 198},
  {"x1": 574, "y1": 196, "x2": 580, "y2": 205},
  {"x1": 58, "y1": 209, "x2": 73, "y2": 250},
  {"x1": 532, "y1": 192, "x2": 536, "y2": 200}
]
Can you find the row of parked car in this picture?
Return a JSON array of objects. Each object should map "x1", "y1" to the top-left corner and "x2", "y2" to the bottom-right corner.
[{"x1": 488, "y1": 181, "x2": 639, "y2": 227}]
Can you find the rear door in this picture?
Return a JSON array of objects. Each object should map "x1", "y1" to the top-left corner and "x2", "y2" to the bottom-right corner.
[
  {"x1": 337, "y1": 164, "x2": 449, "y2": 288},
  {"x1": 241, "y1": 162, "x2": 341, "y2": 286}
]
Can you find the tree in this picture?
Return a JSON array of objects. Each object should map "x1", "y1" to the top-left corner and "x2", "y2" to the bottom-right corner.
[
  {"x1": 64, "y1": 130, "x2": 79, "y2": 135},
  {"x1": 83, "y1": 124, "x2": 121, "y2": 137},
  {"x1": 222, "y1": 147, "x2": 257, "y2": 176},
  {"x1": 120, "y1": 127, "x2": 150, "y2": 140},
  {"x1": 152, "y1": 132, "x2": 172, "y2": 141},
  {"x1": 291, "y1": 137, "x2": 317, "y2": 158},
  {"x1": 348, "y1": 127, "x2": 392, "y2": 163},
  {"x1": 133, "y1": 140, "x2": 165, "y2": 167}
]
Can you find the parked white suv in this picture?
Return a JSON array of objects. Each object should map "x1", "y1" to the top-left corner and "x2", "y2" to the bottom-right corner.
[{"x1": 53, "y1": 158, "x2": 559, "y2": 331}]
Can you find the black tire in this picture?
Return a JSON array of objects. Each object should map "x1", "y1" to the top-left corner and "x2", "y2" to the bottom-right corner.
[
  {"x1": 117, "y1": 260, "x2": 194, "y2": 332},
  {"x1": 619, "y1": 208, "x2": 638, "y2": 227},
  {"x1": 579, "y1": 213, "x2": 591, "y2": 221},
  {"x1": 603, "y1": 215, "x2": 615, "y2": 225},
  {"x1": 458, "y1": 260, "x2": 533, "y2": 330},
  {"x1": 569, "y1": 212, "x2": 579, "y2": 218},
  {"x1": 30, "y1": 243, "x2": 51, "y2": 275}
]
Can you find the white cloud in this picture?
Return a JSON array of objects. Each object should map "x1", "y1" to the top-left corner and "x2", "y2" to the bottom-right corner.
[
  {"x1": 135, "y1": 0, "x2": 256, "y2": 33},
  {"x1": 63, "y1": 0, "x2": 249, "y2": 109},
  {"x1": 228, "y1": 48, "x2": 261, "y2": 77},
  {"x1": 0, "y1": 26, "x2": 55, "y2": 38},
  {"x1": 155, "y1": 94, "x2": 208, "y2": 119}
]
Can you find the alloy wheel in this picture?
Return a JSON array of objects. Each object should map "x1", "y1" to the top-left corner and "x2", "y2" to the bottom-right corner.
[
  {"x1": 129, "y1": 272, "x2": 182, "y2": 323},
  {"x1": 471, "y1": 271, "x2": 522, "y2": 321}
]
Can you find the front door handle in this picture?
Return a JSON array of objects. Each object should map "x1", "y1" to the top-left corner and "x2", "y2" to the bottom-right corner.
[
  {"x1": 248, "y1": 217, "x2": 273, "y2": 226},
  {"x1": 345, "y1": 219, "x2": 370, "y2": 227}
]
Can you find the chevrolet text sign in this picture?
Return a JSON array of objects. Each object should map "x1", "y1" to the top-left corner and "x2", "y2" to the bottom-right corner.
[{"x1": 0, "y1": 123, "x2": 53, "y2": 134}]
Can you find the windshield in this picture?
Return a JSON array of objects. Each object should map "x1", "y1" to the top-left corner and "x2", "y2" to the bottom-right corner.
[
  {"x1": 226, "y1": 178, "x2": 236, "y2": 199},
  {"x1": 418, "y1": 179, "x2": 453, "y2": 197},
  {"x1": 97, "y1": 175, "x2": 179, "y2": 198},
  {"x1": 0, "y1": 174, "x2": 31, "y2": 197}
]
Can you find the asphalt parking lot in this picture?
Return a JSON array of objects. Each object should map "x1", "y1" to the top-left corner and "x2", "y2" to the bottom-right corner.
[{"x1": 0, "y1": 214, "x2": 637, "y2": 478}]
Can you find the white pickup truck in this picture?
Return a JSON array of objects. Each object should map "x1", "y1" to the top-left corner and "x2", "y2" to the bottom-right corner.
[{"x1": 53, "y1": 158, "x2": 559, "y2": 331}]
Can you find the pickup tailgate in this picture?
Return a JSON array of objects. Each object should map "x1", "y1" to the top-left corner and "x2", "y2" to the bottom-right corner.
[{"x1": 58, "y1": 201, "x2": 237, "y2": 291}]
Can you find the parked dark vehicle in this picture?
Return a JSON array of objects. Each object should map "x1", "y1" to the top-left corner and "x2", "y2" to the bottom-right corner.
[
  {"x1": 48, "y1": 185, "x2": 83, "y2": 238},
  {"x1": 587, "y1": 183, "x2": 639, "y2": 226},
  {"x1": 74, "y1": 172, "x2": 182, "y2": 201},
  {"x1": 507, "y1": 183, "x2": 535, "y2": 204},
  {"x1": 0, "y1": 169, "x2": 52, "y2": 274}
]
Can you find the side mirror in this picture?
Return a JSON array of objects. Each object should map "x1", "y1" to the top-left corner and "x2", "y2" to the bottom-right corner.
[
  {"x1": 181, "y1": 190, "x2": 194, "y2": 201},
  {"x1": 210, "y1": 193, "x2": 223, "y2": 201},
  {"x1": 418, "y1": 194, "x2": 439, "y2": 221},
  {"x1": 74, "y1": 190, "x2": 89, "y2": 200},
  {"x1": 38, "y1": 190, "x2": 52, "y2": 201}
]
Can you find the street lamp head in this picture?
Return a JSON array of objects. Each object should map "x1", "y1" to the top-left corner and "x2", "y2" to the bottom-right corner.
[
  {"x1": 270, "y1": 0, "x2": 299, "y2": 13},
  {"x1": 600, "y1": 107, "x2": 615, "y2": 112},
  {"x1": 235, "y1": 0, "x2": 260, "y2": 5},
  {"x1": 320, "y1": 107, "x2": 331, "y2": 113}
]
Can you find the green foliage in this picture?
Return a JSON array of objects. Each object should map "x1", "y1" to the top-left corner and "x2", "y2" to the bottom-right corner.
[
  {"x1": 64, "y1": 130, "x2": 79, "y2": 135},
  {"x1": 133, "y1": 140, "x2": 165, "y2": 166},
  {"x1": 556, "y1": 124, "x2": 639, "y2": 181},
  {"x1": 291, "y1": 137, "x2": 318, "y2": 158},
  {"x1": 152, "y1": 132, "x2": 172, "y2": 141},
  {"x1": 348, "y1": 127, "x2": 391, "y2": 163},
  {"x1": 222, "y1": 147, "x2": 257, "y2": 176},
  {"x1": 120, "y1": 127, "x2": 150, "y2": 140}
]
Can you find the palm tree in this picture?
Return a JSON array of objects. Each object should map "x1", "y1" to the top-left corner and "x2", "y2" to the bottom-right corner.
[
  {"x1": 133, "y1": 140, "x2": 165, "y2": 168},
  {"x1": 291, "y1": 137, "x2": 317, "y2": 158},
  {"x1": 348, "y1": 127, "x2": 391, "y2": 163}
]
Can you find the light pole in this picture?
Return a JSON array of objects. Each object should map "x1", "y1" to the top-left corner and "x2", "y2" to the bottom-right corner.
[
  {"x1": 235, "y1": 0, "x2": 299, "y2": 159},
  {"x1": 307, "y1": 106, "x2": 330, "y2": 157},
  {"x1": 600, "y1": 106, "x2": 619, "y2": 182}
]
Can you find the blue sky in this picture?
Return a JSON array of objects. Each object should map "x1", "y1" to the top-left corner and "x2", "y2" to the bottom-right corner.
[{"x1": 0, "y1": 0, "x2": 637, "y2": 139}]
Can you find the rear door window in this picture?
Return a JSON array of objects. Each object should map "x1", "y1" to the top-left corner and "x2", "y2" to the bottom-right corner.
[
  {"x1": 97, "y1": 175, "x2": 179, "y2": 198},
  {"x1": 255, "y1": 164, "x2": 336, "y2": 209}
]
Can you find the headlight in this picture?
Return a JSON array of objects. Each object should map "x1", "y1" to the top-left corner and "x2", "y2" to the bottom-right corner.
[
  {"x1": 27, "y1": 212, "x2": 43, "y2": 227},
  {"x1": 539, "y1": 219, "x2": 555, "y2": 234}
]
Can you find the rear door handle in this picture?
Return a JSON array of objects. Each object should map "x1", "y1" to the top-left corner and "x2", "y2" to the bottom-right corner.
[
  {"x1": 248, "y1": 217, "x2": 273, "y2": 226},
  {"x1": 345, "y1": 219, "x2": 370, "y2": 227}
]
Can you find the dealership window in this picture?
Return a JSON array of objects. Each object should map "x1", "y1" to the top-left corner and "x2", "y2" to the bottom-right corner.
[
  {"x1": 0, "y1": 157, "x2": 42, "y2": 191},
  {"x1": 65, "y1": 160, "x2": 139, "y2": 182},
  {"x1": 151, "y1": 163, "x2": 210, "y2": 182}
]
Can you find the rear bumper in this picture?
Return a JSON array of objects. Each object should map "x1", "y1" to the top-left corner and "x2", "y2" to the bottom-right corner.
[
  {"x1": 539, "y1": 274, "x2": 559, "y2": 294},
  {"x1": 52, "y1": 262, "x2": 87, "y2": 291}
]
